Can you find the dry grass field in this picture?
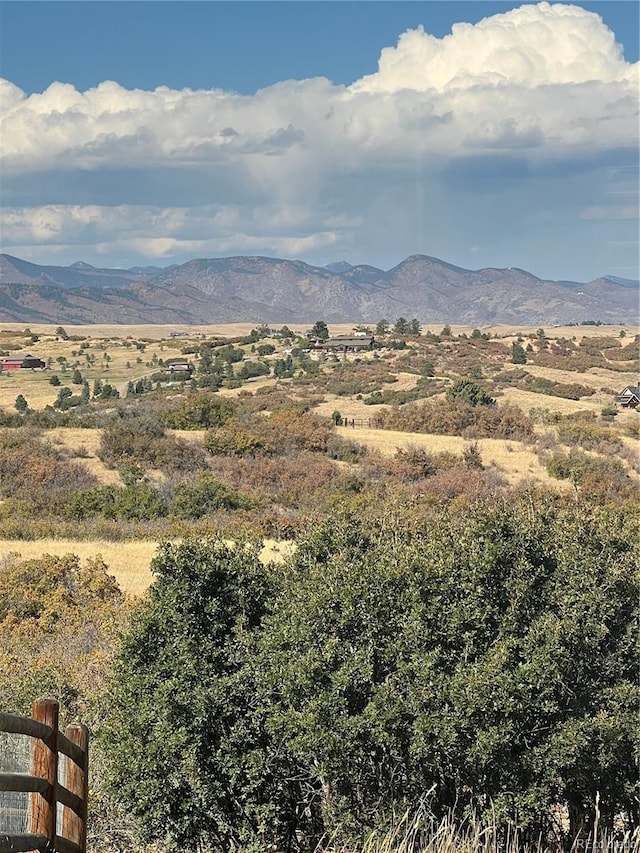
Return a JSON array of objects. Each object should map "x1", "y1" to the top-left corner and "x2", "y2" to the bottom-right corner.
[
  {"x1": 498, "y1": 386, "x2": 603, "y2": 416},
  {"x1": 0, "y1": 538, "x2": 294, "y2": 597},
  {"x1": 520, "y1": 363, "x2": 637, "y2": 392},
  {"x1": 0, "y1": 326, "x2": 169, "y2": 410},
  {"x1": 2, "y1": 320, "x2": 635, "y2": 340},
  {"x1": 336, "y1": 425, "x2": 565, "y2": 488}
]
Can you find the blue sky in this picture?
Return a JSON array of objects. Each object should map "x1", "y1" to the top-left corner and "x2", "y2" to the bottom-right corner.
[
  {"x1": 3, "y1": 2, "x2": 638, "y2": 94},
  {"x1": 1, "y1": 1, "x2": 638, "y2": 282}
]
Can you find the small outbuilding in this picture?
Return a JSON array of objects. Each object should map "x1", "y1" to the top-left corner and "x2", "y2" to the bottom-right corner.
[{"x1": 615, "y1": 385, "x2": 640, "y2": 409}]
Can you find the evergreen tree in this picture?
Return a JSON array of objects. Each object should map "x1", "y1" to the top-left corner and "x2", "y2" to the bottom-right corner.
[
  {"x1": 103, "y1": 541, "x2": 295, "y2": 852},
  {"x1": 14, "y1": 394, "x2": 28, "y2": 414},
  {"x1": 310, "y1": 320, "x2": 329, "y2": 341},
  {"x1": 104, "y1": 505, "x2": 640, "y2": 851},
  {"x1": 446, "y1": 378, "x2": 495, "y2": 406},
  {"x1": 393, "y1": 317, "x2": 410, "y2": 335},
  {"x1": 512, "y1": 341, "x2": 527, "y2": 364}
]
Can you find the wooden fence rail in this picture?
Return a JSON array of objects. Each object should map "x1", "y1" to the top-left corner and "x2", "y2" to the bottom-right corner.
[
  {"x1": 339, "y1": 417, "x2": 384, "y2": 429},
  {"x1": 0, "y1": 698, "x2": 88, "y2": 853}
]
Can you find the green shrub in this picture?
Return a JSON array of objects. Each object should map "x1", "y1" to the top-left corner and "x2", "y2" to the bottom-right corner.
[
  {"x1": 511, "y1": 341, "x2": 527, "y2": 364},
  {"x1": 99, "y1": 415, "x2": 207, "y2": 472},
  {"x1": 462, "y1": 441, "x2": 484, "y2": 469},
  {"x1": 65, "y1": 484, "x2": 167, "y2": 521},
  {"x1": 326, "y1": 436, "x2": 367, "y2": 463},
  {"x1": 446, "y1": 378, "x2": 494, "y2": 406},
  {"x1": 545, "y1": 449, "x2": 631, "y2": 500},
  {"x1": 237, "y1": 360, "x2": 270, "y2": 380},
  {"x1": 162, "y1": 393, "x2": 236, "y2": 430},
  {"x1": 14, "y1": 394, "x2": 29, "y2": 414},
  {"x1": 173, "y1": 473, "x2": 250, "y2": 519},
  {"x1": 556, "y1": 421, "x2": 623, "y2": 454},
  {"x1": 205, "y1": 426, "x2": 272, "y2": 458}
]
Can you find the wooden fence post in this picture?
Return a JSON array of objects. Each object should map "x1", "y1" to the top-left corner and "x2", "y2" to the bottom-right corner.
[
  {"x1": 29, "y1": 697, "x2": 58, "y2": 846},
  {"x1": 62, "y1": 723, "x2": 89, "y2": 853}
]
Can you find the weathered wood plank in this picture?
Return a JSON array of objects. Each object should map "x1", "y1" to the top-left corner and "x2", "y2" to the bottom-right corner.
[
  {"x1": 62, "y1": 723, "x2": 88, "y2": 852},
  {"x1": 55, "y1": 834, "x2": 83, "y2": 853},
  {"x1": 0, "y1": 712, "x2": 52, "y2": 741},
  {"x1": 57, "y1": 783, "x2": 84, "y2": 818},
  {"x1": 0, "y1": 772, "x2": 49, "y2": 794},
  {"x1": 29, "y1": 698, "x2": 58, "y2": 846},
  {"x1": 56, "y1": 732, "x2": 85, "y2": 768},
  {"x1": 0, "y1": 833, "x2": 49, "y2": 852}
]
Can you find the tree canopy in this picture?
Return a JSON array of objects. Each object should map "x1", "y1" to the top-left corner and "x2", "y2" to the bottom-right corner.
[
  {"x1": 104, "y1": 501, "x2": 639, "y2": 852},
  {"x1": 310, "y1": 320, "x2": 330, "y2": 341}
]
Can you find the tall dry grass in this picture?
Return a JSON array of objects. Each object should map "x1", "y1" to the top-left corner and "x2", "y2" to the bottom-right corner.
[{"x1": 324, "y1": 812, "x2": 640, "y2": 853}]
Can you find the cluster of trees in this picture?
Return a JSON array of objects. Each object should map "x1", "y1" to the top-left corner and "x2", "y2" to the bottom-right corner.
[
  {"x1": 307, "y1": 317, "x2": 425, "y2": 340},
  {"x1": 196, "y1": 342, "x2": 247, "y2": 388},
  {"x1": 103, "y1": 499, "x2": 639, "y2": 852},
  {"x1": 374, "y1": 318, "x2": 422, "y2": 336}
]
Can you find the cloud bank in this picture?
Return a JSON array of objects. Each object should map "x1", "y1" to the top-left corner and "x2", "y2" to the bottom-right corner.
[{"x1": 1, "y1": 2, "x2": 638, "y2": 279}]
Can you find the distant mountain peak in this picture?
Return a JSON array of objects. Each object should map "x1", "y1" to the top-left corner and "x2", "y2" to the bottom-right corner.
[
  {"x1": 324, "y1": 261, "x2": 353, "y2": 273},
  {"x1": 603, "y1": 275, "x2": 639, "y2": 288},
  {"x1": 0, "y1": 252, "x2": 636, "y2": 325}
]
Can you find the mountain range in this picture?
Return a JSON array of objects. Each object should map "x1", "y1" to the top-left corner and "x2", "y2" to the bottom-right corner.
[{"x1": 0, "y1": 253, "x2": 637, "y2": 326}]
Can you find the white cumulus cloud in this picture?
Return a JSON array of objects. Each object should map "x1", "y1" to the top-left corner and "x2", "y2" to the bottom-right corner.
[
  {"x1": 351, "y1": 1, "x2": 634, "y2": 93},
  {"x1": 0, "y1": 2, "x2": 637, "y2": 279}
]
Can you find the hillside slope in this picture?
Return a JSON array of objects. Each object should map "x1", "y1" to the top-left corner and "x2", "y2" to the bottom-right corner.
[{"x1": 0, "y1": 253, "x2": 636, "y2": 324}]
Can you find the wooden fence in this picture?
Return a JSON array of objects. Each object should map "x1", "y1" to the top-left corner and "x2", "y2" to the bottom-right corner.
[
  {"x1": 0, "y1": 698, "x2": 88, "y2": 853},
  {"x1": 339, "y1": 417, "x2": 384, "y2": 429}
]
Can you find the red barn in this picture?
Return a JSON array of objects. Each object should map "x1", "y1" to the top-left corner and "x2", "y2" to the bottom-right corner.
[{"x1": 0, "y1": 354, "x2": 46, "y2": 370}]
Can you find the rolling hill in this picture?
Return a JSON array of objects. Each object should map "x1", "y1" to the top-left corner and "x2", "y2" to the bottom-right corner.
[{"x1": 0, "y1": 252, "x2": 636, "y2": 325}]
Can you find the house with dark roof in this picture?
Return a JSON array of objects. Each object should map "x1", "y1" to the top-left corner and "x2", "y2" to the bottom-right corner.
[
  {"x1": 166, "y1": 359, "x2": 194, "y2": 377},
  {"x1": 615, "y1": 384, "x2": 640, "y2": 409},
  {"x1": 321, "y1": 335, "x2": 375, "y2": 353},
  {"x1": 0, "y1": 354, "x2": 46, "y2": 370}
]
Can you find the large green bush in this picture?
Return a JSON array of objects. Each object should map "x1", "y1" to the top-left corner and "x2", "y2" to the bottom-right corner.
[
  {"x1": 102, "y1": 541, "x2": 287, "y2": 852},
  {"x1": 104, "y1": 500, "x2": 639, "y2": 852}
]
